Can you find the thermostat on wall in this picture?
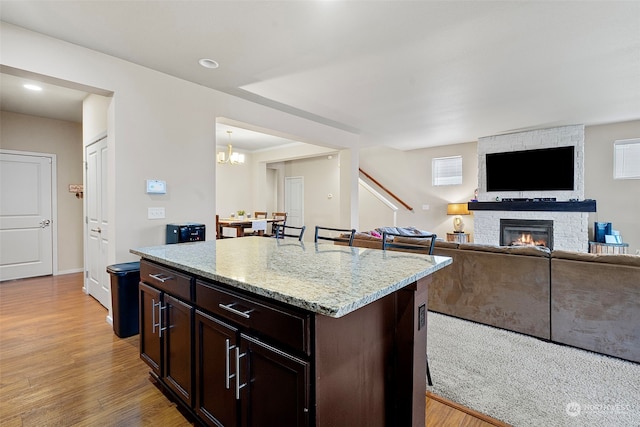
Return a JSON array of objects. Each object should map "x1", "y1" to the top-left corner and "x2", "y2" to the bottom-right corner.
[{"x1": 146, "y1": 179, "x2": 167, "y2": 194}]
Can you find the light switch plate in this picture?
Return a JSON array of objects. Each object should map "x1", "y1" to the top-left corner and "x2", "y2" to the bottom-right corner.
[{"x1": 148, "y1": 207, "x2": 165, "y2": 219}]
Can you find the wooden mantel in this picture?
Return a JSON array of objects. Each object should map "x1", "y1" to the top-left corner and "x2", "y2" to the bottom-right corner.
[{"x1": 468, "y1": 200, "x2": 596, "y2": 212}]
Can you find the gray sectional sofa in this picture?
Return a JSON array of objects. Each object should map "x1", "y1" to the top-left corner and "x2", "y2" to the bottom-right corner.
[{"x1": 339, "y1": 230, "x2": 640, "y2": 363}]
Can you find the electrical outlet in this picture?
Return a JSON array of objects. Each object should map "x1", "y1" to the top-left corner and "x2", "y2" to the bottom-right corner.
[
  {"x1": 418, "y1": 304, "x2": 426, "y2": 330},
  {"x1": 148, "y1": 207, "x2": 165, "y2": 219}
]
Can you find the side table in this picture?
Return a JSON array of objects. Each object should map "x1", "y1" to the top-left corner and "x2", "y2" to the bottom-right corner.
[
  {"x1": 446, "y1": 233, "x2": 470, "y2": 244},
  {"x1": 588, "y1": 241, "x2": 628, "y2": 254}
]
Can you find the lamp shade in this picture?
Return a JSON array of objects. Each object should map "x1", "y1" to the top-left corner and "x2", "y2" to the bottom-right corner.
[{"x1": 447, "y1": 203, "x2": 470, "y2": 215}]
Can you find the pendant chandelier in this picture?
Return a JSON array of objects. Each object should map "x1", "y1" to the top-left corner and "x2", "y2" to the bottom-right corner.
[{"x1": 217, "y1": 130, "x2": 245, "y2": 165}]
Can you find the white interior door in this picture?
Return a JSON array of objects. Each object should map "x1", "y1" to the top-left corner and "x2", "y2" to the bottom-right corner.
[
  {"x1": 0, "y1": 152, "x2": 54, "y2": 281},
  {"x1": 85, "y1": 137, "x2": 110, "y2": 308},
  {"x1": 285, "y1": 176, "x2": 304, "y2": 227}
]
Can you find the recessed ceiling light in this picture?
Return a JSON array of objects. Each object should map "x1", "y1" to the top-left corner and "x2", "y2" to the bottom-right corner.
[
  {"x1": 24, "y1": 84, "x2": 43, "y2": 91},
  {"x1": 198, "y1": 58, "x2": 219, "y2": 69}
]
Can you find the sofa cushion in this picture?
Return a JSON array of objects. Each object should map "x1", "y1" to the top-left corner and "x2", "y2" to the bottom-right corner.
[
  {"x1": 350, "y1": 231, "x2": 382, "y2": 241},
  {"x1": 394, "y1": 236, "x2": 437, "y2": 246},
  {"x1": 552, "y1": 250, "x2": 640, "y2": 267},
  {"x1": 376, "y1": 226, "x2": 434, "y2": 236},
  {"x1": 458, "y1": 243, "x2": 551, "y2": 258},
  {"x1": 434, "y1": 240, "x2": 459, "y2": 249}
]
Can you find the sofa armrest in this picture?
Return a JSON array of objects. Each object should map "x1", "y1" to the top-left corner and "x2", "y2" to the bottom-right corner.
[{"x1": 551, "y1": 257, "x2": 640, "y2": 362}]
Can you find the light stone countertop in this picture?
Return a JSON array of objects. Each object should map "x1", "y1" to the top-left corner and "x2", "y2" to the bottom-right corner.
[{"x1": 131, "y1": 237, "x2": 452, "y2": 318}]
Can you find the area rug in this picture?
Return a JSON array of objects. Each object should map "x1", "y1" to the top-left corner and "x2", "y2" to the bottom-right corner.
[{"x1": 426, "y1": 312, "x2": 640, "y2": 427}]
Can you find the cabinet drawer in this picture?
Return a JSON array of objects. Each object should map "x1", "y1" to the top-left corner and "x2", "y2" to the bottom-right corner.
[
  {"x1": 196, "y1": 280, "x2": 310, "y2": 355},
  {"x1": 140, "y1": 260, "x2": 193, "y2": 301}
]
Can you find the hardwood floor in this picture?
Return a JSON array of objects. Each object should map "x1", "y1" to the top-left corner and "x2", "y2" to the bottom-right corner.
[{"x1": 0, "y1": 273, "x2": 509, "y2": 426}]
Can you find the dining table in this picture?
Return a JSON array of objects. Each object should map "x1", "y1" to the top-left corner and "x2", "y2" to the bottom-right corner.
[{"x1": 217, "y1": 217, "x2": 280, "y2": 238}]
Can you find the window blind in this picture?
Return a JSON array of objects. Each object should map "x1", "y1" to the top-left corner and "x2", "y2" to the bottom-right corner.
[
  {"x1": 614, "y1": 139, "x2": 640, "y2": 179},
  {"x1": 432, "y1": 156, "x2": 462, "y2": 186}
]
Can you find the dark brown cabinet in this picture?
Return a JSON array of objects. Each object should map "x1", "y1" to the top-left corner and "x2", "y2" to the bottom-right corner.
[
  {"x1": 138, "y1": 261, "x2": 194, "y2": 407},
  {"x1": 239, "y1": 333, "x2": 309, "y2": 427},
  {"x1": 194, "y1": 311, "x2": 239, "y2": 426},
  {"x1": 140, "y1": 261, "x2": 310, "y2": 427},
  {"x1": 139, "y1": 282, "x2": 161, "y2": 375},
  {"x1": 137, "y1": 256, "x2": 429, "y2": 427},
  {"x1": 194, "y1": 281, "x2": 310, "y2": 427},
  {"x1": 163, "y1": 294, "x2": 193, "y2": 406}
]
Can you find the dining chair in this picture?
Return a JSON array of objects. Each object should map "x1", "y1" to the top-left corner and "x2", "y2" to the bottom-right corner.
[
  {"x1": 244, "y1": 211, "x2": 269, "y2": 236},
  {"x1": 381, "y1": 230, "x2": 437, "y2": 255},
  {"x1": 381, "y1": 229, "x2": 437, "y2": 386},
  {"x1": 268, "y1": 212, "x2": 287, "y2": 236},
  {"x1": 274, "y1": 224, "x2": 306, "y2": 241},
  {"x1": 314, "y1": 226, "x2": 356, "y2": 246}
]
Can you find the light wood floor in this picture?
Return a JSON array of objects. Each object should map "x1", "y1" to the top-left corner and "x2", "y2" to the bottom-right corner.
[{"x1": 0, "y1": 273, "x2": 509, "y2": 426}]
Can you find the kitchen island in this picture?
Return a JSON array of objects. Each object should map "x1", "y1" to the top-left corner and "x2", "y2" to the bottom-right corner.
[{"x1": 131, "y1": 237, "x2": 451, "y2": 427}]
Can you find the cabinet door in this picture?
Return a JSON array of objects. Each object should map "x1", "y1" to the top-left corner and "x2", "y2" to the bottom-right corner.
[
  {"x1": 139, "y1": 282, "x2": 161, "y2": 376},
  {"x1": 164, "y1": 294, "x2": 194, "y2": 407},
  {"x1": 195, "y1": 311, "x2": 240, "y2": 427},
  {"x1": 240, "y1": 334, "x2": 309, "y2": 427}
]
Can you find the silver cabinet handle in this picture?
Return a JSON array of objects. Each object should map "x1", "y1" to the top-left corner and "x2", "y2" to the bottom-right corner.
[
  {"x1": 225, "y1": 339, "x2": 235, "y2": 390},
  {"x1": 218, "y1": 302, "x2": 253, "y2": 319},
  {"x1": 152, "y1": 298, "x2": 156, "y2": 333},
  {"x1": 158, "y1": 304, "x2": 167, "y2": 338},
  {"x1": 151, "y1": 298, "x2": 166, "y2": 337},
  {"x1": 148, "y1": 273, "x2": 174, "y2": 283},
  {"x1": 235, "y1": 347, "x2": 247, "y2": 400},
  {"x1": 90, "y1": 227, "x2": 101, "y2": 233}
]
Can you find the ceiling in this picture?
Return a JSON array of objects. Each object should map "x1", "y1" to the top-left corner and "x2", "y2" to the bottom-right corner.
[{"x1": 1, "y1": 1, "x2": 639, "y2": 152}]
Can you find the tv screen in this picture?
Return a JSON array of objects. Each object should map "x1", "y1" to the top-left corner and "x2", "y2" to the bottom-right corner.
[{"x1": 486, "y1": 146, "x2": 575, "y2": 192}]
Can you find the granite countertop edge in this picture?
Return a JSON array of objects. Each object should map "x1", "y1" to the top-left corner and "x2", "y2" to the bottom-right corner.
[{"x1": 130, "y1": 246, "x2": 452, "y2": 318}]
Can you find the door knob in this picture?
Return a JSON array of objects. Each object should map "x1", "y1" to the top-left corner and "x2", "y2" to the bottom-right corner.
[{"x1": 40, "y1": 219, "x2": 51, "y2": 228}]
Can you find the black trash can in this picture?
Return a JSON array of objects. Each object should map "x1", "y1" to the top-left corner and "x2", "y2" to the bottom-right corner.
[{"x1": 107, "y1": 261, "x2": 140, "y2": 338}]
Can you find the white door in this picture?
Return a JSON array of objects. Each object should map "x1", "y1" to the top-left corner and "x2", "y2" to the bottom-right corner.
[
  {"x1": 285, "y1": 177, "x2": 304, "y2": 227},
  {"x1": 0, "y1": 152, "x2": 54, "y2": 281},
  {"x1": 85, "y1": 137, "x2": 110, "y2": 308}
]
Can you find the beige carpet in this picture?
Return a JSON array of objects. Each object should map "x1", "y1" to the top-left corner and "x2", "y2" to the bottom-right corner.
[{"x1": 426, "y1": 312, "x2": 640, "y2": 427}]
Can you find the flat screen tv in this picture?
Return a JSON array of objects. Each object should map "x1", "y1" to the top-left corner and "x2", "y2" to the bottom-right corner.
[{"x1": 486, "y1": 146, "x2": 575, "y2": 192}]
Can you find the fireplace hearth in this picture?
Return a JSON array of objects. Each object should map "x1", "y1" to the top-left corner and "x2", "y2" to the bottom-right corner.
[{"x1": 500, "y1": 219, "x2": 553, "y2": 250}]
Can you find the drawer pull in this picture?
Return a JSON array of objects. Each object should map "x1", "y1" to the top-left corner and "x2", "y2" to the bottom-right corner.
[
  {"x1": 225, "y1": 339, "x2": 235, "y2": 390},
  {"x1": 218, "y1": 302, "x2": 253, "y2": 319},
  {"x1": 152, "y1": 298, "x2": 167, "y2": 337},
  {"x1": 148, "y1": 273, "x2": 174, "y2": 283},
  {"x1": 235, "y1": 347, "x2": 247, "y2": 400}
]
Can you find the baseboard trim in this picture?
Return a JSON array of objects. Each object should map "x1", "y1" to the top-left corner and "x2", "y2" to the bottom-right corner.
[
  {"x1": 56, "y1": 268, "x2": 84, "y2": 275},
  {"x1": 426, "y1": 391, "x2": 512, "y2": 427}
]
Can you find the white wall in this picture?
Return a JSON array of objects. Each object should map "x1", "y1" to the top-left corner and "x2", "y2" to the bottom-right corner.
[
  {"x1": 359, "y1": 142, "x2": 478, "y2": 240},
  {"x1": 216, "y1": 151, "x2": 254, "y2": 219},
  {"x1": 1, "y1": 22, "x2": 359, "y2": 265},
  {"x1": 585, "y1": 120, "x2": 640, "y2": 253},
  {"x1": 285, "y1": 154, "x2": 341, "y2": 240},
  {"x1": 3, "y1": 23, "x2": 635, "y2": 256}
]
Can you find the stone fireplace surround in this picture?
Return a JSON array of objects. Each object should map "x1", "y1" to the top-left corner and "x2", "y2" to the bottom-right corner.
[{"x1": 474, "y1": 125, "x2": 589, "y2": 252}]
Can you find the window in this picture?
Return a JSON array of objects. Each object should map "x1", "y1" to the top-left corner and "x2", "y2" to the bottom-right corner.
[
  {"x1": 614, "y1": 139, "x2": 640, "y2": 179},
  {"x1": 432, "y1": 156, "x2": 462, "y2": 186}
]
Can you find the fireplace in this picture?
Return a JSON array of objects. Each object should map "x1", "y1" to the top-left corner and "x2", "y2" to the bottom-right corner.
[{"x1": 500, "y1": 219, "x2": 553, "y2": 250}]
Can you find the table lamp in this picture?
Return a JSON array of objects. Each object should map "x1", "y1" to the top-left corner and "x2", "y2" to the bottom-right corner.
[{"x1": 447, "y1": 203, "x2": 470, "y2": 233}]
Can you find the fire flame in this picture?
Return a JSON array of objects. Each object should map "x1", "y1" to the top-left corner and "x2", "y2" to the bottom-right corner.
[{"x1": 511, "y1": 233, "x2": 547, "y2": 247}]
